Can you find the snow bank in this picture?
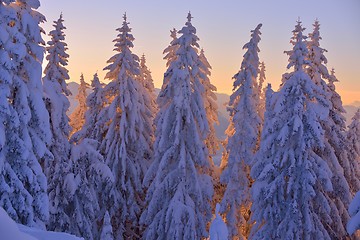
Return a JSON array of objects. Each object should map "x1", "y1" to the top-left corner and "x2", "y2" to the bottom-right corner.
[
  {"x1": 0, "y1": 208, "x2": 37, "y2": 240},
  {"x1": 209, "y1": 204, "x2": 229, "y2": 240},
  {"x1": 18, "y1": 225, "x2": 83, "y2": 240},
  {"x1": 0, "y1": 207, "x2": 82, "y2": 240}
]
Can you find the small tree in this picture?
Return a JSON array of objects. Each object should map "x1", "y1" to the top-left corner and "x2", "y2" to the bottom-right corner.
[
  {"x1": 163, "y1": 28, "x2": 178, "y2": 68},
  {"x1": 71, "y1": 73, "x2": 107, "y2": 144},
  {"x1": 346, "y1": 108, "x2": 360, "y2": 193},
  {"x1": 138, "y1": 54, "x2": 157, "y2": 148},
  {"x1": 258, "y1": 61, "x2": 266, "y2": 122},
  {"x1": 219, "y1": 24, "x2": 262, "y2": 239},
  {"x1": 198, "y1": 48, "x2": 219, "y2": 157},
  {"x1": 70, "y1": 74, "x2": 89, "y2": 135}
]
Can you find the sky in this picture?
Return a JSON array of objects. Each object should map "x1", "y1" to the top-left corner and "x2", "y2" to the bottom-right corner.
[{"x1": 39, "y1": 0, "x2": 360, "y2": 105}]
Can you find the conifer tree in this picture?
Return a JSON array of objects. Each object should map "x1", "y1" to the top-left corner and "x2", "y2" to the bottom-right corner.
[
  {"x1": 198, "y1": 48, "x2": 219, "y2": 157},
  {"x1": 70, "y1": 74, "x2": 89, "y2": 135},
  {"x1": 251, "y1": 21, "x2": 342, "y2": 239},
  {"x1": 0, "y1": 0, "x2": 51, "y2": 229},
  {"x1": 161, "y1": 28, "x2": 179, "y2": 92},
  {"x1": 307, "y1": 21, "x2": 352, "y2": 235},
  {"x1": 219, "y1": 24, "x2": 262, "y2": 239},
  {"x1": 141, "y1": 13, "x2": 213, "y2": 240},
  {"x1": 42, "y1": 14, "x2": 73, "y2": 233},
  {"x1": 138, "y1": 54, "x2": 157, "y2": 130},
  {"x1": 346, "y1": 109, "x2": 360, "y2": 193},
  {"x1": 258, "y1": 61, "x2": 266, "y2": 121},
  {"x1": 71, "y1": 73, "x2": 107, "y2": 144},
  {"x1": 100, "y1": 14, "x2": 153, "y2": 239},
  {"x1": 327, "y1": 69, "x2": 356, "y2": 193},
  {"x1": 163, "y1": 28, "x2": 178, "y2": 68},
  {"x1": 69, "y1": 139, "x2": 114, "y2": 240},
  {"x1": 0, "y1": 0, "x2": 36, "y2": 227}
]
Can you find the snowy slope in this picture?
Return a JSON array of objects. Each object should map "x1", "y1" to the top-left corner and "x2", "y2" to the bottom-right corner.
[
  {"x1": 19, "y1": 225, "x2": 83, "y2": 240},
  {"x1": 0, "y1": 208, "x2": 82, "y2": 240}
]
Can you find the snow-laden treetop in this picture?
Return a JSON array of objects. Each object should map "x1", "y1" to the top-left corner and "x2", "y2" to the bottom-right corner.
[{"x1": 285, "y1": 20, "x2": 310, "y2": 71}]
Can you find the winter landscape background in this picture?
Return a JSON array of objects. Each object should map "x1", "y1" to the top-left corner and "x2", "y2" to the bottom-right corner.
[{"x1": 1, "y1": 0, "x2": 360, "y2": 240}]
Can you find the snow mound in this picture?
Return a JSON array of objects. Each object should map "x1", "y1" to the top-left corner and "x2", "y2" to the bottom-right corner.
[
  {"x1": 19, "y1": 225, "x2": 83, "y2": 240},
  {"x1": 0, "y1": 208, "x2": 37, "y2": 240},
  {"x1": 0, "y1": 207, "x2": 83, "y2": 240},
  {"x1": 209, "y1": 204, "x2": 229, "y2": 240}
]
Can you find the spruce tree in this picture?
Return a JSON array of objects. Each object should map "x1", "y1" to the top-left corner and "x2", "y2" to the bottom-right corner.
[
  {"x1": 258, "y1": 61, "x2": 266, "y2": 122},
  {"x1": 198, "y1": 48, "x2": 219, "y2": 157},
  {"x1": 141, "y1": 13, "x2": 213, "y2": 240},
  {"x1": 0, "y1": 0, "x2": 51, "y2": 229},
  {"x1": 346, "y1": 109, "x2": 360, "y2": 193},
  {"x1": 69, "y1": 139, "x2": 114, "y2": 240},
  {"x1": 161, "y1": 28, "x2": 179, "y2": 92},
  {"x1": 163, "y1": 28, "x2": 178, "y2": 68},
  {"x1": 42, "y1": 14, "x2": 73, "y2": 233},
  {"x1": 251, "y1": 21, "x2": 341, "y2": 239},
  {"x1": 138, "y1": 54, "x2": 157, "y2": 141},
  {"x1": 70, "y1": 74, "x2": 89, "y2": 135},
  {"x1": 71, "y1": 73, "x2": 107, "y2": 144},
  {"x1": 100, "y1": 14, "x2": 153, "y2": 239},
  {"x1": 307, "y1": 21, "x2": 352, "y2": 235},
  {"x1": 219, "y1": 24, "x2": 262, "y2": 239}
]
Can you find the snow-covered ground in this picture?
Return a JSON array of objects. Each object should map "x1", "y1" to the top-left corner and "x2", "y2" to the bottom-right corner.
[{"x1": 0, "y1": 208, "x2": 82, "y2": 240}]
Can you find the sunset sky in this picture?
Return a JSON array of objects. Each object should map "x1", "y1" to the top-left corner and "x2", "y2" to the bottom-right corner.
[{"x1": 39, "y1": 0, "x2": 360, "y2": 105}]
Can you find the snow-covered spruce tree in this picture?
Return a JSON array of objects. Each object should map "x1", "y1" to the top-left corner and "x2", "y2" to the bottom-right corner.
[
  {"x1": 100, "y1": 14, "x2": 153, "y2": 239},
  {"x1": 327, "y1": 69, "x2": 357, "y2": 194},
  {"x1": 69, "y1": 139, "x2": 114, "y2": 240},
  {"x1": 307, "y1": 21, "x2": 352, "y2": 234},
  {"x1": 71, "y1": 73, "x2": 107, "y2": 144},
  {"x1": 346, "y1": 108, "x2": 360, "y2": 193},
  {"x1": 100, "y1": 211, "x2": 114, "y2": 240},
  {"x1": 141, "y1": 13, "x2": 213, "y2": 240},
  {"x1": 0, "y1": 0, "x2": 37, "y2": 227},
  {"x1": 250, "y1": 21, "x2": 343, "y2": 239},
  {"x1": 257, "y1": 61, "x2": 266, "y2": 122},
  {"x1": 198, "y1": 48, "x2": 219, "y2": 157},
  {"x1": 160, "y1": 28, "x2": 179, "y2": 93},
  {"x1": 219, "y1": 23, "x2": 262, "y2": 239},
  {"x1": 198, "y1": 47, "x2": 220, "y2": 211},
  {"x1": 163, "y1": 28, "x2": 178, "y2": 68},
  {"x1": 0, "y1": 0, "x2": 52, "y2": 229},
  {"x1": 138, "y1": 54, "x2": 157, "y2": 129},
  {"x1": 42, "y1": 13, "x2": 74, "y2": 233},
  {"x1": 347, "y1": 191, "x2": 360, "y2": 235},
  {"x1": 70, "y1": 74, "x2": 89, "y2": 136}
]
